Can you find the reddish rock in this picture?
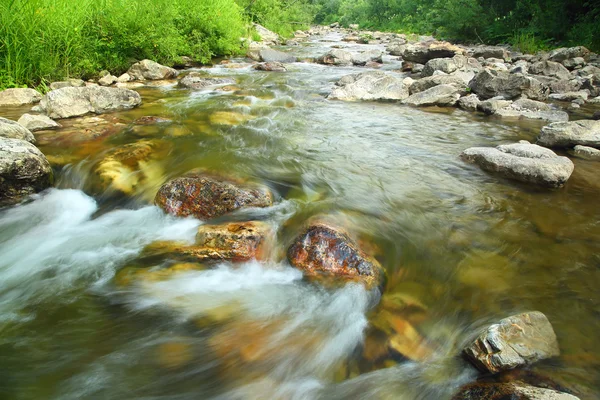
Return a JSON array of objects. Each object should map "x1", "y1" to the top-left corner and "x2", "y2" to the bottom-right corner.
[
  {"x1": 287, "y1": 222, "x2": 384, "y2": 290},
  {"x1": 155, "y1": 172, "x2": 273, "y2": 220}
]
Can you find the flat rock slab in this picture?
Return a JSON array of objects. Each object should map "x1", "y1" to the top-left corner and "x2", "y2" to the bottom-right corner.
[
  {"x1": 573, "y1": 145, "x2": 600, "y2": 160},
  {"x1": 537, "y1": 120, "x2": 600, "y2": 149},
  {"x1": 463, "y1": 311, "x2": 560, "y2": 374},
  {"x1": 461, "y1": 141, "x2": 574, "y2": 187},
  {"x1": 17, "y1": 114, "x2": 61, "y2": 132},
  {"x1": 403, "y1": 84, "x2": 461, "y2": 107},
  {"x1": 259, "y1": 49, "x2": 296, "y2": 63},
  {"x1": 0, "y1": 117, "x2": 35, "y2": 142},
  {"x1": 452, "y1": 382, "x2": 580, "y2": 400},
  {"x1": 0, "y1": 137, "x2": 53, "y2": 207},
  {"x1": 0, "y1": 88, "x2": 42, "y2": 106},
  {"x1": 178, "y1": 73, "x2": 236, "y2": 89},
  {"x1": 329, "y1": 71, "x2": 409, "y2": 101},
  {"x1": 37, "y1": 86, "x2": 142, "y2": 119}
]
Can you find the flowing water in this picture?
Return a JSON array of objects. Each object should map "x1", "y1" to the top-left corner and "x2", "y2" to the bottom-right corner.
[{"x1": 1, "y1": 32, "x2": 599, "y2": 399}]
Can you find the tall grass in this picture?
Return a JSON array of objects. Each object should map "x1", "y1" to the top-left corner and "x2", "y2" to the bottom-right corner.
[{"x1": 0, "y1": 0, "x2": 247, "y2": 89}]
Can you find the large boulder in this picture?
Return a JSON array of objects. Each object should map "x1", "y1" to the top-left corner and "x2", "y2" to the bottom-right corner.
[
  {"x1": 0, "y1": 117, "x2": 35, "y2": 142},
  {"x1": 155, "y1": 172, "x2": 273, "y2": 220},
  {"x1": 0, "y1": 137, "x2": 53, "y2": 206},
  {"x1": 463, "y1": 311, "x2": 559, "y2": 374},
  {"x1": 469, "y1": 69, "x2": 549, "y2": 100},
  {"x1": 471, "y1": 46, "x2": 509, "y2": 60},
  {"x1": 178, "y1": 73, "x2": 236, "y2": 89},
  {"x1": 452, "y1": 382, "x2": 580, "y2": 400},
  {"x1": 49, "y1": 79, "x2": 85, "y2": 90},
  {"x1": 537, "y1": 120, "x2": 600, "y2": 149},
  {"x1": 421, "y1": 58, "x2": 458, "y2": 77},
  {"x1": 409, "y1": 74, "x2": 469, "y2": 94},
  {"x1": 402, "y1": 42, "x2": 463, "y2": 64},
  {"x1": 253, "y1": 23, "x2": 279, "y2": 45},
  {"x1": 458, "y1": 94, "x2": 481, "y2": 111},
  {"x1": 529, "y1": 61, "x2": 571, "y2": 81},
  {"x1": 258, "y1": 48, "x2": 296, "y2": 63},
  {"x1": 127, "y1": 59, "x2": 178, "y2": 80},
  {"x1": 461, "y1": 141, "x2": 574, "y2": 187},
  {"x1": 548, "y1": 46, "x2": 590, "y2": 63},
  {"x1": 328, "y1": 71, "x2": 409, "y2": 101},
  {"x1": 318, "y1": 49, "x2": 354, "y2": 66},
  {"x1": 492, "y1": 98, "x2": 569, "y2": 122},
  {"x1": 352, "y1": 49, "x2": 383, "y2": 66},
  {"x1": 402, "y1": 84, "x2": 461, "y2": 107},
  {"x1": 287, "y1": 222, "x2": 384, "y2": 290},
  {"x1": 0, "y1": 88, "x2": 42, "y2": 106},
  {"x1": 17, "y1": 114, "x2": 61, "y2": 132},
  {"x1": 36, "y1": 86, "x2": 141, "y2": 119}
]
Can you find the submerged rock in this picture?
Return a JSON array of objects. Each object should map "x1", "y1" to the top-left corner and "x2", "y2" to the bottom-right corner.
[
  {"x1": 37, "y1": 86, "x2": 142, "y2": 119},
  {"x1": 0, "y1": 137, "x2": 53, "y2": 207},
  {"x1": 469, "y1": 69, "x2": 549, "y2": 100},
  {"x1": 0, "y1": 88, "x2": 42, "y2": 106},
  {"x1": 155, "y1": 172, "x2": 273, "y2": 220},
  {"x1": 463, "y1": 311, "x2": 560, "y2": 374},
  {"x1": 452, "y1": 382, "x2": 580, "y2": 400},
  {"x1": 328, "y1": 71, "x2": 409, "y2": 101},
  {"x1": 402, "y1": 84, "x2": 461, "y2": 107},
  {"x1": 127, "y1": 59, "x2": 178, "y2": 80},
  {"x1": 17, "y1": 114, "x2": 61, "y2": 132},
  {"x1": 287, "y1": 222, "x2": 384, "y2": 290},
  {"x1": 0, "y1": 117, "x2": 35, "y2": 142},
  {"x1": 537, "y1": 120, "x2": 600, "y2": 149},
  {"x1": 461, "y1": 141, "x2": 574, "y2": 187},
  {"x1": 178, "y1": 73, "x2": 236, "y2": 90}
]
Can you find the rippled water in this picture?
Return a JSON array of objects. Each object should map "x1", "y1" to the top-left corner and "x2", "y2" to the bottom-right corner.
[{"x1": 1, "y1": 32, "x2": 599, "y2": 399}]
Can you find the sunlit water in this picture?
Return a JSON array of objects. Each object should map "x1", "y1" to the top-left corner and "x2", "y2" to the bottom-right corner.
[{"x1": 1, "y1": 32, "x2": 599, "y2": 399}]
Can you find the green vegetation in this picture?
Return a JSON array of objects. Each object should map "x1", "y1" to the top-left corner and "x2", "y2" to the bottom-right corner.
[{"x1": 312, "y1": 0, "x2": 600, "y2": 53}]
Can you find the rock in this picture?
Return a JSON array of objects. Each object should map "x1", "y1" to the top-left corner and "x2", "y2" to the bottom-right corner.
[
  {"x1": 548, "y1": 91, "x2": 589, "y2": 102},
  {"x1": 469, "y1": 69, "x2": 549, "y2": 100},
  {"x1": 463, "y1": 311, "x2": 560, "y2": 374},
  {"x1": 48, "y1": 79, "x2": 86, "y2": 91},
  {"x1": 246, "y1": 42, "x2": 270, "y2": 61},
  {"x1": 549, "y1": 46, "x2": 590, "y2": 63},
  {"x1": 421, "y1": 58, "x2": 458, "y2": 77},
  {"x1": 409, "y1": 74, "x2": 468, "y2": 94},
  {"x1": 0, "y1": 88, "x2": 42, "y2": 106},
  {"x1": 562, "y1": 57, "x2": 586, "y2": 70},
  {"x1": 529, "y1": 61, "x2": 571, "y2": 80},
  {"x1": 16, "y1": 114, "x2": 60, "y2": 132},
  {"x1": 209, "y1": 111, "x2": 255, "y2": 126},
  {"x1": 452, "y1": 382, "x2": 580, "y2": 400},
  {"x1": 402, "y1": 42, "x2": 463, "y2": 64},
  {"x1": 352, "y1": 50, "x2": 383, "y2": 66},
  {"x1": 318, "y1": 49, "x2": 354, "y2": 66},
  {"x1": 0, "y1": 137, "x2": 53, "y2": 207},
  {"x1": 287, "y1": 222, "x2": 384, "y2": 290},
  {"x1": 37, "y1": 86, "x2": 142, "y2": 119},
  {"x1": 538, "y1": 120, "x2": 600, "y2": 149},
  {"x1": 478, "y1": 99, "x2": 513, "y2": 115},
  {"x1": 258, "y1": 48, "x2": 296, "y2": 63},
  {"x1": 458, "y1": 94, "x2": 481, "y2": 111},
  {"x1": 402, "y1": 84, "x2": 461, "y2": 107},
  {"x1": 177, "y1": 73, "x2": 236, "y2": 90},
  {"x1": 461, "y1": 141, "x2": 574, "y2": 187},
  {"x1": 328, "y1": 71, "x2": 409, "y2": 101},
  {"x1": 253, "y1": 23, "x2": 279, "y2": 44},
  {"x1": 594, "y1": 110, "x2": 600, "y2": 120},
  {"x1": 127, "y1": 59, "x2": 178, "y2": 81},
  {"x1": 412, "y1": 63, "x2": 425, "y2": 74},
  {"x1": 492, "y1": 98, "x2": 569, "y2": 122},
  {"x1": 573, "y1": 145, "x2": 600, "y2": 160},
  {"x1": 349, "y1": 24, "x2": 359, "y2": 30},
  {"x1": 117, "y1": 73, "x2": 132, "y2": 83},
  {"x1": 154, "y1": 172, "x2": 273, "y2": 220},
  {"x1": 253, "y1": 62, "x2": 286, "y2": 72},
  {"x1": 471, "y1": 46, "x2": 508, "y2": 60},
  {"x1": 98, "y1": 74, "x2": 118, "y2": 86},
  {"x1": 195, "y1": 221, "x2": 273, "y2": 261},
  {"x1": 0, "y1": 117, "x2": 35, "y2": 142},
  {"x1": 387, "y1": 42, "x2": 407, "y2": 56}
]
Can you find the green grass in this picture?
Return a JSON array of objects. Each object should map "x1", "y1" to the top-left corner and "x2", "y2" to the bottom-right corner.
[{"x1": 0, "y1": 0, "x2": 248, "y2": 89}]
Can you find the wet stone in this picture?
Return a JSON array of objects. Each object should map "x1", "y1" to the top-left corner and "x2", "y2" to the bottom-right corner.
[
  {"x1": 178, "y1": 73, "x2": 236, "y2": 90},
  {"x1": 452, "y1": 382, "x2": 580, "y2": 400}
]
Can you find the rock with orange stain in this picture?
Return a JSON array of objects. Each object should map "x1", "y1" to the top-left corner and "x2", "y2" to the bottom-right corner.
[
  {"x1": 155, "y1": 172, "x2": 273, "y2": 220},
  {"x1": 463, "y1": 311, "x2": 560, "y2": 374},
  {"x1": 451, "y1": 382, "x2": 580, "y2": 400},
  {"x1": 196, "y1": 221, "x2": 273, "y2": 261},
  {"x1": 155, "y1": 340, "x2": 194, "y2": 369},
  {"x1": 287, "y1": 222, "x2": 384, "y2": 290},
  {"x1": 114, "y1": 263, "x2": 205, "y2": 287}
]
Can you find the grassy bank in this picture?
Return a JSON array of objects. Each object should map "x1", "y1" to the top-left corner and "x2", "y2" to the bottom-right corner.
[{"x1": 0, "y1": 0, "x2": 314, "y2": 90}]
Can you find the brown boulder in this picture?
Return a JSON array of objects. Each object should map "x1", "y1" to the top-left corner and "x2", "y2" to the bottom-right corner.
[
  {"x1": 155, "y1": 172, "x2": 273, "y2": 220},
  {"x1": 287, "y1": 222, "x2": 384, "y2": 290},
  {"x1": 452, "y1": 382, "x2": 580, "y2": 400}
]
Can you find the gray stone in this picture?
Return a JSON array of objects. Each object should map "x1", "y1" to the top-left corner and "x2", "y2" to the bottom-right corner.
[
  {"x1": 493, "y1": 98, "x2": 569, "y2": 122},
  {"x1": 253, "y1": 23, "x2": 279, "y2": 44},
  {"x1": 259, "y1": 48, "x2": 296, "y2": 63},
  {"x1": 463, "y1": 311, "x2": 560, "y2": 373},
  {"x1": 352, "y1": 50, "x2": 383, "y2": 66},
  {"x1": 127, "y1": 59, "x2": 178, "y2": 80},
  {"x1": 98, "y1": 74, "x2": 118, "y2": 86},
  {"x1": 178, "y1": 73, "x2": 236, "y2": 90},
  {"x1": 117, "y1": 73, "x2": 132, "y2": 83},
  {"x1": 409, "y1": 74, "x2": 468, "y2": 94},
  {"x1": 402, "y1": 84, "x2": 461, "y2": 107},
  {"x1": 478, "y1": 99, "x2": 513, "y2": 115},
  {"x1": 329, "y1": 71, "x2": 409, "y2": 101},
  {"x1": 253, "y1": 62, "x2": 286, "y2": 72},
  {"x1": 421, "y1": 58, "x2": 458, "y2": 77},
  {"x1": 538, "y1": 120, "x2": 600, "y2": 149},
  {"x1": 318, "y1": 49, "x2": 353, "y2": 66},
  {"x1": 0, "y1": 88, "x2": 42, "y2": 106},
  {"x1": 562, "y1": 57, "x2": 586, "y2": 70},
  {"x1": 471, "y1": 46, "x2": 509, "y2": 60},
  {"x1": 0, "y1": 117, "x2": 35, "y2": 142},
  {"x1": 530, "y1": 60, "x2": 571, "y2": 80},
  {"x1": 549, "y1": 46, "x2": 590, "y2": 63},
  {"x1": 17, "y1": 114, "x2": 60, "y2": 132},
  {"x1": 37, "y1": 86, "x2": 142, "y2": 119},
  {"x1": 549, "y1": 91, "x2": 589, "y2": 102},
  {"x1": 402, "y1": 42, "x2": 463, "y2": 64},
  {"x1": 469, "y1": 69, "x2": 549, "y2": 100},
  {"x1": 246, "y1": 42, "x2": 270, "y2": 61},
  {"x1": 461, "y1": 142, "x2": 574, "y2": 187},
  {"x1": 573, "y1": 145, "x2": 600, "y2": 160},
  {"x1": 48, "y1": 79, "x2": 86, "y2": 91},
  {"x1": 0, "y1": 137, "x2": 53, "y2": 207},
  {"x1": 386, "y1": 41, "x2": 407, "y2": 56},
  {"x1": 458, "y1": 94, "x2": 481, "y2": 111}
]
